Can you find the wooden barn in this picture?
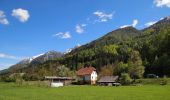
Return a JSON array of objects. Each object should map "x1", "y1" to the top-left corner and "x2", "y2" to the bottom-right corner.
[
  {"x1": 98, "y1": 76, "x2": 120, "y2": 86},
  {"x1": 76, "y1": 67, "x2": 97, "y2": 85}
]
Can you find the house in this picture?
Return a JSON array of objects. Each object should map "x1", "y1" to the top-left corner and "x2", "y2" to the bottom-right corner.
[
  {"x1": 45, "y1": 76, "x2": 75, "y2": 87},
  {"x1": 76, "y1": 67, "x2": 97, "y2": 85},
  {"x1": 98, "y1": 76, "x2": 120, "y2": 86}
]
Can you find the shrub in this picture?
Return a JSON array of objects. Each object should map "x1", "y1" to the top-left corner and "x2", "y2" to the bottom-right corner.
[
  {"x1": 15, "y1": 78, "x2": 24, "y2": 86},
  {"x1": 120, "y1": 73, "x2": 132, "y2": 85},
  {"x1": 23, "y1": 74, "x2": 40, "y2": 81},
  {"x1": 0, "y1": 76, "x2": 15, "y2": 82},
  {"x1": 160, "y1": 76, "x2": 168, "y2": 85}
]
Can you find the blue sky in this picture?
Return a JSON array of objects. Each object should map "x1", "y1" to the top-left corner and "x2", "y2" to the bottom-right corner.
[{"x1": 0, "y1": 0, "x2": 170, "y2": 70}]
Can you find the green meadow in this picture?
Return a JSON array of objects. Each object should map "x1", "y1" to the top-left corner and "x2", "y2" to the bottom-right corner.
[{"x1": 0, "y1": 82, "x2": 170, "y2": 100}]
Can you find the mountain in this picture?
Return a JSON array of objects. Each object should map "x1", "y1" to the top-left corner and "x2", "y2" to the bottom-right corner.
[
  {"x1": 64, "y1": 16, "x2": 170, "y2": 76},
  {"x1": 143, "y1": 16, "x2": 170, "y2": 32},
  {"x1": 1, "y1": 16, "x2": 170, "y2": 78},
  {"x1": 71, "y1": 26, "x2": 141, "y2": 54},
  {"x1": 0, "y1": 51, "x2": 63, "y2": 75},
  {"x1": 1, "y1": 27, "x2": 141, "y2": 75},
  {"x1": 30, "y1": 51, "x2": 63, "y2": 64}
]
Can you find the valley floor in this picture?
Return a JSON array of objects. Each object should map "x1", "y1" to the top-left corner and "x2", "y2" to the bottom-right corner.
[{"x1": 0, "y1": 82, "x2": 170, "y2": 100}]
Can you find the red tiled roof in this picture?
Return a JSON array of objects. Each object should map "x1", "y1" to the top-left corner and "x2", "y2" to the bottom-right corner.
[{"x1": 76, "y1": 67, "x2": 96, "y2": 76}]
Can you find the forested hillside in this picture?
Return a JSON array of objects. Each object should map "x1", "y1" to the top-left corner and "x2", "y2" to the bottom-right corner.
[{"x1": 1, "y1": 16, "x2": 170, "y2": 81}]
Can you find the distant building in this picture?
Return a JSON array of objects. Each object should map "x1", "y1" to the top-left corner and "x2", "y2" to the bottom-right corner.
[
  {"x1": 45, "y1": 76, "x2": 75, "y2": 87},
  {"x1": 76, "y1": 67, "x2": 97, "y2": 85},
  {"x1": 98, "y1": 76, "x2": 119, "y2": 86}
]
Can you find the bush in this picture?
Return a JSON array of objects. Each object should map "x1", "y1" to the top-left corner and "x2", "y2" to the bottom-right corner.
[
  {"x1": 0, "y1": 76, "x2": 15, "y2": 82},
  {"x1": 160, "y1": 76, "x2": 168, "y2": 85},
  {"x1": 134, "y1": 78, "x2": 170, "y2": 85},
  {"x1": 23, "y1": 74, "x2": 40, "y2": 81},
  {"x1": 120, "y1": 73, "x2": 132, "y2": 85}
]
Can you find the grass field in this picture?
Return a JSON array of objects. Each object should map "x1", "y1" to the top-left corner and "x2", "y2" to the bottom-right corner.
[{"x1": 0, "y1": 82, "x2": 170, "y2": 100}]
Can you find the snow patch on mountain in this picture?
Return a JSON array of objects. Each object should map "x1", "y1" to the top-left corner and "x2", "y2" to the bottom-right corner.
[{"x1": 29, "y1": 53, "x2": 44, "y2": 63}]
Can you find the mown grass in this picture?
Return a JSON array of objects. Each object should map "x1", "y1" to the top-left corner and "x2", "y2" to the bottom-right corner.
[
  {"x1": 135, "y1": 78, "x2": 170, "y2": 85},
  {"x1": 0, "y1": 82, "x2": 170, "y2": 100}
]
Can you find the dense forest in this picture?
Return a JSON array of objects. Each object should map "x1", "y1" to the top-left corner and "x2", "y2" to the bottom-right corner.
[{"x1": 0, "y1": 16, "x2": 170, "y2": 81}]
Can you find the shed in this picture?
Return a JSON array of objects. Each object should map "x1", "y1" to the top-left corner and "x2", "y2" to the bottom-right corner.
[
  {"x1": 45, "y1": 76, "x2": 75, "y2": 87},
  {"x1": 98, "y1": 76, "x2": 119, "y2": 86}
]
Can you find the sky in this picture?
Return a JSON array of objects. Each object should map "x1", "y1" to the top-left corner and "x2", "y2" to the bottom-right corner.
[{"x1": 0, "y1": 0, "x2": 170, "y2": 70}]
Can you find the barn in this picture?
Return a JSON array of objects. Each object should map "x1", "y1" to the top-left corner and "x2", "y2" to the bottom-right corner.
[
  {"x1": 98, "y1": 76, "x2": 120, "y2": 86},
  {"x1": 45, "y1": 76, "x2": 75, "y2": 87}
]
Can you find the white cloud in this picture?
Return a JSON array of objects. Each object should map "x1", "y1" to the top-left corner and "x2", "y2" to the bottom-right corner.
[
  {"x1": 154, "y1": 0, "x2": 170, "y2": 8},
  {"x1": 62, "y1": 32, "x2": 71, "y2": 39},
  {"x1": 75, "y1": 24, "x2": 86, "y2": 34},
  {"x1": 120, "y1": 19, "x2": 138, "y2": 28},
  {"x1": 120, "y1": 25, "x2": 131, "y2": 28},
  {"x1": 12, "y1": 8, "x2": 30, "y2": 22},
  {"x1": 93, "y1": 11, "x2": 113, "y2": 22},
  {"x1": 76, "y1": 43, "x2": 81, "y2": 47},
  {"x1": 0, "y1": 53, "x2": 25, "y2": 60},
  {"x1": 76, "y1": 25, "x2": 84, "y2": 34},
  {"x1": 0, "y1": 10, "x2": 9, "y2": 25},
  {"x1": 64, "y1": 43, "x2": 81, "y2": 54},
  {"x1": 160, "y1": 17, "x2": 164, "y2": 20},
  {"x1": 53, "y1": 31, "x2": 71, "y2": 39},
  {"x1": 145, "y1": 21, "x2": 157, "y2": 27},
  {"x1": 81, "y1": 24, "x2": 87, "y2": 27},
  {"x1": 0, "y1": 53, "x2": 18, "y2": 60},
  {"x1": 0, "y1": 63, "x2": 14, "y2": 70},
  {"x1": 0, "y1": 18, "x2": 9, "y2": 25},
  {"x1": 132, "y1": 19, "x2": 138, "y2": 27},
  {"x1": 54, "y1": 32, "x2": 63, "y2": 36},
  {"x1": 144, "y1": 16, "x2": 168, "y2": 27},
  {"x1": 64, "y1": 48, "x2": 72, "y2": 54}
]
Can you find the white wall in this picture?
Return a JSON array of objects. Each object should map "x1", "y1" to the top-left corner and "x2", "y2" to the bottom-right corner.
[
  {"x1": 91, "y1": 71, "x2": 97, "y2": 81},
  {"x1": 51, "y1": 82, "x2": 63, "y2": 87}
]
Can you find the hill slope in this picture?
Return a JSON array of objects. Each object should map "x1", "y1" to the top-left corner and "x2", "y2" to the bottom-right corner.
[
  {"x1": 1, "y1": 16, "x2": 170, "y2": 78},
  {"x1": 71, "y1": 26, "x2": 141, "y2": 54}
]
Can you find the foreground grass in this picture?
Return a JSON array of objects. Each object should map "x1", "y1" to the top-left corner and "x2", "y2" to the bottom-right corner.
[{"x1": 0, "y1": 83, "x2": 170, "y2": 100}]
